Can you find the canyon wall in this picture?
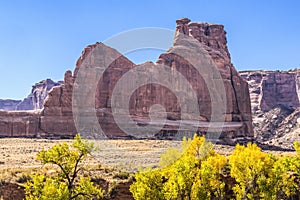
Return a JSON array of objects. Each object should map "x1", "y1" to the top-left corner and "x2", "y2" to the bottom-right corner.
[
  {"x1": 241, "y1": 69, "x2": 300, "y2": 148},
  {"x1": 240, "y1": 70, "x2": 299, "y2": 113}
]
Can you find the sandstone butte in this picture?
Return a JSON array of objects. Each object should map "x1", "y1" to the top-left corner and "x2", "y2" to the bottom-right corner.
[{"x1": 0, "y1": 18, "x2": 253, "y2": 142}]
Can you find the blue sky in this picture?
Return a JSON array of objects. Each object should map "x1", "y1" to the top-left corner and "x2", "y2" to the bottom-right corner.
[{"x1": 0, "y1": 1, "x2": 299, "y2": 99}]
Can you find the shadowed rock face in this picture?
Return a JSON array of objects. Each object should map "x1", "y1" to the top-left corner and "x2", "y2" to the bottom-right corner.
[{"x1": 0, "y1": 18, "x2": 253, "y2": 141}]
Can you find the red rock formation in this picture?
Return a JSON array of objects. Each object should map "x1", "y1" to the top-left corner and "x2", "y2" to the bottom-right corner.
[
  {"x1": 39, "y1": 70, "x2": 76, "y2": 137},
  {"x1": 169, "y1": 18, "x2": 253, "y2": 138},
  {"x1": 0, "y1": 18, "x2": 254, "y2": 141},
  {"x1": 50, "y1": 18, "x2": 253, "y2": 140}
]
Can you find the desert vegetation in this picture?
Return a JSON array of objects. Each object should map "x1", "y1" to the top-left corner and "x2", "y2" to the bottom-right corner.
[
  {"x1": 0, "y1": 136, "x2": 298, "y2": 200},
  {"x1": 0, "y1": 138, "x2": 182, "y2": 200},
  {"x1": 130, "y1": 135, "x2": 300, "y2": 200}
]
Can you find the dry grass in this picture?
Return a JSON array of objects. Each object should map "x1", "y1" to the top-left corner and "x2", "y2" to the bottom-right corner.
[
  {"x1": 0, "y1": 138, "x2": 65, "y2": 171},
  {"x1": 0, "y1": 138, "x2": 294, "y2": 173},
  {"x1": 0, "y1": 138, "x2": 182, "y2": 172}
]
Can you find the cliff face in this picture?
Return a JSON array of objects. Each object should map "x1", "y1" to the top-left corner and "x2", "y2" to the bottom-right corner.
[
  {"x1": 240, "y1": 70, "x2": 300, "y2": 113},
  {"x1": 0, "y1": 110, "x2": 40, "y2": 137},
  {"x1": 39, "y1": 71, "x2": 76, "y2": 137},
  {"x1": 240, "y1": 69, "x2": 300, "y2": 148},
  {"x1": 0, "y1": 18, "x2": 254, "y2": 141},
  {"x1": 160, "y1": 18, "x2": 253, "y2": 139}
]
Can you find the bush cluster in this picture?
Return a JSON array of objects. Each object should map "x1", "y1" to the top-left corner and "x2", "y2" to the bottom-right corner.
[{"x1": 130, "y1": 135, "x2": 300, "y2": 200}]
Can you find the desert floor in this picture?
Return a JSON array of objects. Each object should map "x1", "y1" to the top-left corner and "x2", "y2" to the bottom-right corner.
[
  {"x1": 0, "y1": 138, "x2": 183, "y2": 171},
  {"x1": 0, "y1": 138, "x2": 292, "y2": 172}
]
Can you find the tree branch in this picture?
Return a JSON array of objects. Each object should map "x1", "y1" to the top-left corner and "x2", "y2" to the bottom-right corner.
[
  {"x1": 49, "y1": 160, "x2": 71, "y2": 185},
  {"x1": 70, "y1": 153, "x2": 84, "y2": 189}
]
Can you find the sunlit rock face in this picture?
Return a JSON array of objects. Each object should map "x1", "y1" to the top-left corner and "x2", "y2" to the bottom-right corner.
[{"x1": 0, "y1": 18, "x2": 253, "y2": 141}]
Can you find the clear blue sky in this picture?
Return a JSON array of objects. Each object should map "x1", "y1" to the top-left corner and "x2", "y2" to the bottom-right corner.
[{"x1": 0, "y1": 1, "x2": 299, "y2": 99}]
